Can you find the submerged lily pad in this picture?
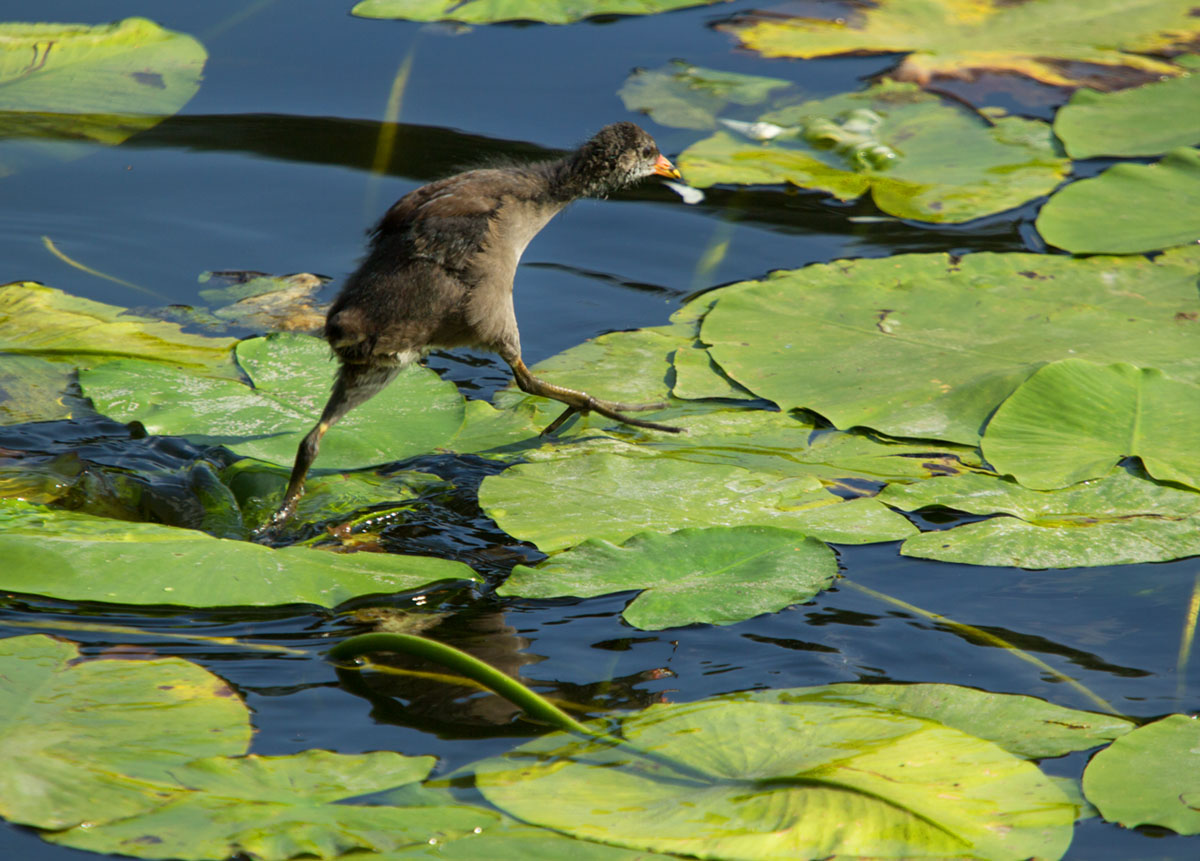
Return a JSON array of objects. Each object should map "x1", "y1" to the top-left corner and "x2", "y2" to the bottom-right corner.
[
  {"x1": 479, "y1": 451, "x2": 915, "y2": 551},
  {"x1": 0, "y1": 355, "x2": 77, "y2": 424},
  {"x1": 1054, "y1": 73, "x2": 1200, "y2": 158},
  {"x1": 1082, "y1": 714, "x2": 1200, "y2": 834},
  {"x1": 879, "y1": 470, "x2": 1200, "y2": 568},
  {"x1": 619, "y1": 61, "x2": 794, "y2": 130},
  {"x1": 0, "y1": 499, "x2": 478, "y2": 607},
  {"x1": 81, "y1": 333, "x2": 466, "y2": 469},
  {"x1": 502, "y1": 526, "x2": 837, "y2": 630},
  {"x1": 721, "y1": 0, "x2": 1197, "y2": 92},
  {"x1": 749, "y1": 683, "x2": 1133, "y2": 759},
  {"x1": 0, "y1": 281, "x2": 235, "y2": 371},
  {"x1": 678, "y1": 81, "x2": 1067, "y2": 223},
  {"x1": 0, "y1": 18, "x2": 206, "y2": 177},
  {"x1": 351, "y1": 0, "x2": 720, "y2": 24},
  {"x1": 1036, "y1": 146, "x2": 1200, "y2": 253},
  {"x1": 695, "y1": 248, "x2": 1200, "y2": 444},
  {"x1": 50, "y1": 750, "x2": 497, "y2": 860},
  {"x1": 982, "y1": 359, "x2": 1200, "y2": 490},
  {"x1": 0, "y1": 634, "x2": 251, "y2": 830},
  {"x1": 219, "y1": 459, "x2": 446, "y2": 533},
  {"x1": 475, "y1": 699, "x2": 1075, "y2": 860}
]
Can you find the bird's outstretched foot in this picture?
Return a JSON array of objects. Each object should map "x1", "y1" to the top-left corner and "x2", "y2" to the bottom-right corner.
[{"x1": 541, "y1": 399, "x2": 682, "y2": 436}]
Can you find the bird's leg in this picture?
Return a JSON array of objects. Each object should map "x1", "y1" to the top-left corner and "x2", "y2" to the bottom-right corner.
[
  {"x1": 265, "y1": 360, "x2": 403, "y2": 529},
  {"x1": 506, "y1": 356, "x2": 682, "y2": 435}
]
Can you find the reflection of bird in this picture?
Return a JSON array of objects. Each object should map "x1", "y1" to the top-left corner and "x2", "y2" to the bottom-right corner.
[{"x1": 273, "y1": 122, "x2": 683, "y2": 524}]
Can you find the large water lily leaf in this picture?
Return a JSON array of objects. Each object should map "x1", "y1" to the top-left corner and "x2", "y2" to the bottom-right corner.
[
  {"x1": 1036, "y1": 147, "x2": 1200, "y2": 254},
  {"x1": 49, "y1": 750, "x2": 498, "y2": 860},
  {"x1": 678, "y1": 81, "x2": 1067, "y2": 223},
  {"x1": 479, "y1": 451, "x2": 915, "y2": 551},
  {"x1": 1082, "y1": 714, "x2": 1200, "y2": 834},
  {"x1": 0, "y1": 634, "x2": 251, "y2": 830},
  {"x1": 879, "y1": 470, "x2": 1200, "y2": 568},
  {"x1": 351, "y1": 0, "x2": 720, "y2": 24},
  {"x1": 619, "y1": 61, "x2": 794, "y2": 130},
  {"x1": 748, "y1": 683, "x2": 1133, "y2": 759},
  {"x1": 1054, "y1": 71, "x2": 1200, "y2": 158},
  {"x1": 0, "y1": 281, "x2": 235, "y2": 371},
  {"x1": 721, "y1": 0, "x2": 1197, "y2": 92},
  {"x1": 0, "y1": 499, "x2": 478, "y2": 607},
  {"x1": 982, "y1": 359, "x2": 1200, "y2": 490},
  {"x1": 0, "y1": 18, "x2": 205, "y2": 177},
  {"x1": 81, "y1": 333, "x2": 466, "y2": 469},
  {"x1": 501, "y1": 526, "x2": 837, "y2": 630},
  {"x1": 696, "y1": 248, "x2": 1200, "y2": 445},
  {"x1": 475, "y1": 699, "x2": 1075, "y2": 860}
]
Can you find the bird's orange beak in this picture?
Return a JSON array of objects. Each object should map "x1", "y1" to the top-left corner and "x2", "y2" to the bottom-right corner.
[{"x1": 652, "y1": 153, "x2": 682, "y2": 179}]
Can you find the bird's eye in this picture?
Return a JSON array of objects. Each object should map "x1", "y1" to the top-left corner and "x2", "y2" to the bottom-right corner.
[{"x1": 642, "y1": 145, "x2": 654, "y2": 157}]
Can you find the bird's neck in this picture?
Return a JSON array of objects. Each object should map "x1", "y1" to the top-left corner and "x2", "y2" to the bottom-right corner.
[{"x1": 540, "y1": 150, "x2": 615, "y2": 202}]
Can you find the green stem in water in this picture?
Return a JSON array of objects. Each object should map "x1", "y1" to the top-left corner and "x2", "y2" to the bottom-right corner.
[{"x1": 327, "y1": 632, "x2": 602, "y2": 738}]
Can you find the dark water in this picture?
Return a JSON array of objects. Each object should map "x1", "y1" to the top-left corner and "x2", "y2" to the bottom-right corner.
[{"x1": 2, "y1": 2, "x2": 1197, "y2": 859}]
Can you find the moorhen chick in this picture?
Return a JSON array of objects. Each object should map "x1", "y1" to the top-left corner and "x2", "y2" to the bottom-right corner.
[{"x1": 272, "y1": 122, "x2": 683, "y2": 524}]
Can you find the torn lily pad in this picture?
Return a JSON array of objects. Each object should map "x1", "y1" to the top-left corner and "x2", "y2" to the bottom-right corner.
[{"x1": 880, "y1": 470, "x2": 1200, "y2": 568}]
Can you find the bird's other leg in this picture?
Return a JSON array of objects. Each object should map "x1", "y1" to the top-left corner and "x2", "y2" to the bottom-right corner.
[
  {"x1": 505, "y1": 354, "x2": 682, "y2": 435},
  {"x1": 266, "y1": 360, "x2": 403, "y2": 528}
]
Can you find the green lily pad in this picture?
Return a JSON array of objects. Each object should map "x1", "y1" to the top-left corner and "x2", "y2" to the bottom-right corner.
[
  {"x1": 351, "y1": 0, "x2": 720, "y2": 24},
  {"x1": 501, "y1": 526, "x2": 836, "y2": 630},
  {"x1": 1054, "y1": 73, "x2": 1200, "y2": 158},
  {"x1": 1082, "y1": 714, "x2": 1200, "y2": 834},
  {"x1": 747, "y1": 683, "x2": 1133, "y2": 759},
  {"x1": 678, "y1": 80, "x2": 1067, "y2": 223},
  {"x1": 0, "y1": 499, "x2": 478, "y2": 607},
  {"x1": 81, "y1": 333, "x2": 466, "y2": 469},
  {"x1": 1036, "y1": 146, "x2": 1200, "y2": 253},
  {"x1": 697, "y1": 248, "x2": 1200, "y2": 444},
  {"x1": 0, "y1": 18, "x2": 205, "y2": 177},
  {"x1": 474, "y1": 699, "x2": 1075, "y2": 860},
  {"x1": 721, "y1": 0, "x2": 1197, "y2": 92},
  {"x1": 479, "y1": 450, "x2": 915, "y2": 552},
  {"x1": 0, "y1": 634, "x2": 251, "y2": 830},
  {"x1": 619, "y1": 61, "x2": 794, "y2": 130},
  {"x1": 983, "y1": 359, "x2": 1200, "y2": 490},
  {"x1": 0, "y1": 281, "x2": 235, "y2": 371},
  {"x1": 49, "y1": 750, "x2": 497, "y2": 860},
  {"x1": 879, "y1": 470, "x2": 1200, "y2": 568}
]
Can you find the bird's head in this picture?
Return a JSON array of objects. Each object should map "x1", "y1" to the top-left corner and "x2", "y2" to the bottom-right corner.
[{"x1": 569, "y1": 122, "x2": 680, "y2": 197}]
